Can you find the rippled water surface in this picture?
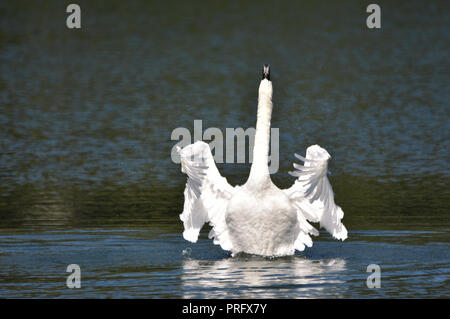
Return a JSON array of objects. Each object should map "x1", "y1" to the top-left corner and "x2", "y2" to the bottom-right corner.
[
  {"x1": 0, "y1": 229, "x2": 448, "y2": 298},
  {"x1": 0, "y1": 0, "x2": 449, "y2": 298}
]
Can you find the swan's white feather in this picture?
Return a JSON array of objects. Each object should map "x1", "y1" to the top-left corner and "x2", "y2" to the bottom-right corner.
[
  {"x1": 178, "y1": 141, "x2": 235, "y2": 251},
  {"x1": 293, "y1": 205, "x2": 320, "y2": 252},
  {"x1": 177, "y1": 65, "x2": 347, "y2": 256},
  {"x1": 285, "y1": 144, "x2": 348, "y2": 241}
]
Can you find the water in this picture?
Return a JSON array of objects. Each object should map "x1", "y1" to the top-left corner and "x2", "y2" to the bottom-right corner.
[
  {"x1": 0, "y1": 0, "x2": 449, "y2": 298},
  {"x1": 0, "y1": 229, "x2": 448, "y2": 298}
]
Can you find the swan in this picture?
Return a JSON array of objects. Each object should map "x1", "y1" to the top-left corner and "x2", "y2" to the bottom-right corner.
[{"x1": 177, "y1": 64, "x2": 347, "y2": 257}]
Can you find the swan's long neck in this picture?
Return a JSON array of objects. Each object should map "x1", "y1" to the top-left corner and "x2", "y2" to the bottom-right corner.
[{"x1": 247, "y1": 79, "x2": 273, "y2": 187}]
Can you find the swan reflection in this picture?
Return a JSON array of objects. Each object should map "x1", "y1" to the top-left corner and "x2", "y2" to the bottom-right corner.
[{"x1": 181, "y1": 255, "x2": 347, "y2": 298}]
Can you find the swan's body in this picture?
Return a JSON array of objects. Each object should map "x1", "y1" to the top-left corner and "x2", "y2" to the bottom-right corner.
[
  {"x1": 226, "y1": 182, "x2": 298, "y2": 256},
  {"x1": 178, "y1": 65, "x2": 347, "y2": 256}
]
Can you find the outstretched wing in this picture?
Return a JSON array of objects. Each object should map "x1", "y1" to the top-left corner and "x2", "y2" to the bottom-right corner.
[
  {"x1": 284, "y1": 145, "x2": 348, "y2": 242},
  {"x1": 178, "y1": 141, "x2": 235, "y2": 251}
]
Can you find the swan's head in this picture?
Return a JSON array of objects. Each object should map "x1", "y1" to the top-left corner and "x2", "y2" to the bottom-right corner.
[
  {"x1": 262, "y1": 64, "x2": 270, "y2": 81},
  {"x1": 259, "y1": 64, "x2": 273, "y2": 99}
]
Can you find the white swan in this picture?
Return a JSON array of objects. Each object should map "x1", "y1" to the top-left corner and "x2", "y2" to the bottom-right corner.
[{"x1": 177, "y1": 65, "x2": 347, "y2": 257}]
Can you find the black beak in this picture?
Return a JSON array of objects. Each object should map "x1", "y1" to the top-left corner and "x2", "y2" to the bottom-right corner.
[{"x1": 262, "y1": 64, "x2": 270, "y2": 81}]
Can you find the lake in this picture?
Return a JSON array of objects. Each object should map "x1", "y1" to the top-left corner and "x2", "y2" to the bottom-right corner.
[{"x1": 0, "y1": 0, "x2": 449, "y2": 298}]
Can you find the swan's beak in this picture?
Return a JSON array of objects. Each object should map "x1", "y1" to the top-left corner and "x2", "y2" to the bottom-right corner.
[{"x1": 262, "y1": 64, "x2": 270, "y2": 81}]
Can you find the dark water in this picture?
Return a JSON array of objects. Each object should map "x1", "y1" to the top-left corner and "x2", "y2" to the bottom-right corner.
[{"x1": 0, "y1": 0, "x2": 449, "y2": 298}]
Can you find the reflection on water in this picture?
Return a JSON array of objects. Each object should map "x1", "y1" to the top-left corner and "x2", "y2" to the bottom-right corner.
[
  {"x1": 182, "y1": 256, "x2": 347, "y2": 298},
  {"x1": 0, "y1": 229, "x2": 447, "y2": 298}
]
